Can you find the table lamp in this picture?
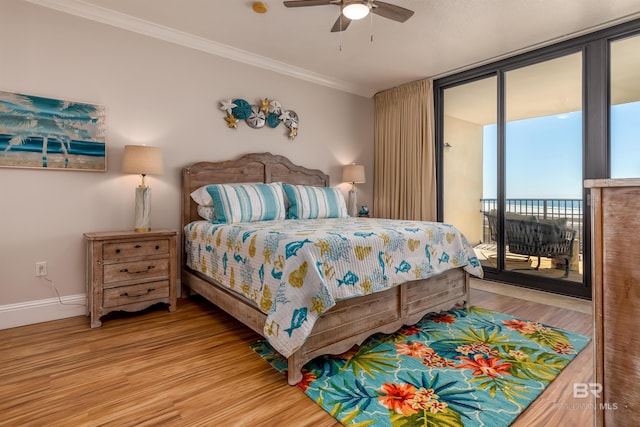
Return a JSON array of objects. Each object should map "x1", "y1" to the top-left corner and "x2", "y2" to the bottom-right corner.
[
  {"x1": 342, "y1": 163, "x2": 366, "y2": 217},
  {"x1": 121, "y1": 145, "x2": 164, "y2": 232}
]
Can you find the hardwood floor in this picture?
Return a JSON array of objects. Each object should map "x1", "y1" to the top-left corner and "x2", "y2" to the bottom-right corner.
[{"x1": 0, "y1": 282, "x2": 593, "y2": 426}]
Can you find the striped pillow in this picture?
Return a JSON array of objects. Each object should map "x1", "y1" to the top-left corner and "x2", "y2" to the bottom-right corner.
[
  {"x1": 206, "y1": 182, "x2": 286, "y2": 223},
  {"x1": 283, "y1": 184, "x2": 348, "y2": 219}
]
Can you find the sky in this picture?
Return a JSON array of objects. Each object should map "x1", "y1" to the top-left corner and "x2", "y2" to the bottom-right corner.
[{"x1": 482, "y1": 101, "x2": 640, "y2": 199}]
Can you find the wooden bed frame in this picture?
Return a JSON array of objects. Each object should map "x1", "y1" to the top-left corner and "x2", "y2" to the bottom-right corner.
[{"x1": 181, "y1": 152, "x2": 470, "y2": 385}]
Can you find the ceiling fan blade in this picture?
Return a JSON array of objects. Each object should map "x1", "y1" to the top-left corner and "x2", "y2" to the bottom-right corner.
[
  {"x1": 371, "y1": 1, "x2": 414, "y2": 22},
  {"x1": 283, "y1": 0, "x2": 333, "y2": 7},
  {"x1": 330, "y1": 15, "x2": 351, "y2": 32}
]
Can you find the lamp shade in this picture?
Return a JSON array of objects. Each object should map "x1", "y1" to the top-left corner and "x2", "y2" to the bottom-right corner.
[
  {"x1": 342, "y1": 1, "x2": 370, "y2": 20},
  {"x1": 342, "y1": 164, "x2": 366, "y2": 184},
  {"x1": 121, "y1": 145, "x2": 164, "y2": 176}
]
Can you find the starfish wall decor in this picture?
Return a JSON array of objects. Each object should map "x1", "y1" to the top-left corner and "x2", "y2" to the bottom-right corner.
[{"x1": 219, "y1": 97, "x2": 299, "y2": 139}]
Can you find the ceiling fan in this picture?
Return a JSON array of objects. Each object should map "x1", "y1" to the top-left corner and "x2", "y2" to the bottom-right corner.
[{"x1": 283, "y1": 0, "x2": 415, "y2": 32}]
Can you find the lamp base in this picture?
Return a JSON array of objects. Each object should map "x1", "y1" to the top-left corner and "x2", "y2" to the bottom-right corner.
[
  {"x1": 134, "y1": 186, "x2": 152, "y2": 232},
  {"x1": 348, "y1": 189, "x2": 358, "y2": 217}
]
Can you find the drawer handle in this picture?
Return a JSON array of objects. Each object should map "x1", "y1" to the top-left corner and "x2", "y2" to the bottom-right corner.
[
  {"x1": 134, "y1": 244, "x2": 142, "y2": 248},
  {"x1": 120, "y1": 288, "x2": 155, "y2": 298},
  {"x1": 155, "y1": 245, "x2": 160, "y2": 250},
  {"x1": 120, "y1": 265, "x2": 155, "y2": 274}
]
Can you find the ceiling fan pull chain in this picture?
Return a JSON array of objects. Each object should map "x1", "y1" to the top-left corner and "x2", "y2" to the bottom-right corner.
[
  {"x1": 370, "y1": 9, "x2": 373, "y2": 43},
  {"x1": 339, "y1": 13, "x2": 343, "y2": 51}
]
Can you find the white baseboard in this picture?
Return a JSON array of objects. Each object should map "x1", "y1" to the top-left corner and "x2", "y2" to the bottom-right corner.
[
  {"x1": 0, "y1": 294, "x2": 87, "y2": 330},
  {"x1": 1, "y1": 279, "x2": 182, "y2": 330}
]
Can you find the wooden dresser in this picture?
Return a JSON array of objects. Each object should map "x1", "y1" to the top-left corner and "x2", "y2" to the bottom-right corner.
[
  {"x1": 84, "y1": 229, "x2": 177, "y2": 327},
  {"x1": 585, "y1": 178, "x2": 640, "y2": 426}
]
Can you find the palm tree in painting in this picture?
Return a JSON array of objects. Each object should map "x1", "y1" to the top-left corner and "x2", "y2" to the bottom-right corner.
[{"x1": 0, "y1": 92, "x2": 105, "y2": 168}]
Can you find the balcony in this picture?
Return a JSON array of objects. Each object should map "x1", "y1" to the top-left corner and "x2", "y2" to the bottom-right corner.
[{"x1": 475, "y1": 198, "x2": 583, "y2": 282}]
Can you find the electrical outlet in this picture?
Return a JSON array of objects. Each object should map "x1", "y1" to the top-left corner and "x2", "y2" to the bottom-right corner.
[{"x1": 35, "y1": 261, "x2": 47, "y2": 277}]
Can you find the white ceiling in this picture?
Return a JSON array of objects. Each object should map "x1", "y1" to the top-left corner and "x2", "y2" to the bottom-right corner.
[{"x1": 25, "y1": 0, "x2": 640, "y2": 98}]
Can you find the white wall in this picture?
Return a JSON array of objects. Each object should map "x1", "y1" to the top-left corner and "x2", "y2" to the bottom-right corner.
[
  {"x1": 0, "y1": 1, "x2": 374, "y2": 327},
  {"x1": 442, "y1": 115, "x2": 484, "y2": 245}
]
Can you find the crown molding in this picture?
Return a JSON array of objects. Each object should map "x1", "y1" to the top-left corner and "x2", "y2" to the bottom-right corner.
[{"x1": 24, "y1": 0, "x2": 375, "y2": 98}]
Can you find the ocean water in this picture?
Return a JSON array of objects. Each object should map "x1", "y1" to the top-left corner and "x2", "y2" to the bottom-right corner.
[{"x1": 0, "y1": 135, "x2": 105, "y2": 170}]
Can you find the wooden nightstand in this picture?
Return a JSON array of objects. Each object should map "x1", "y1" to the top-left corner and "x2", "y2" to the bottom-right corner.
[{"x1": 84, "y1": 229, "x2": 177, "y2": 328}]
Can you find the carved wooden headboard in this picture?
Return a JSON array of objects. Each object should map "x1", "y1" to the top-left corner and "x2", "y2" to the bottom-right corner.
[{"x1": 181, "y1": 152, "x2": 329, "y2": 229}]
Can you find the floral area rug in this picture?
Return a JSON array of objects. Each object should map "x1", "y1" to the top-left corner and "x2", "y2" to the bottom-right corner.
[{"x1": 251, "y1": 306, "x2": 590, "y2": 426}]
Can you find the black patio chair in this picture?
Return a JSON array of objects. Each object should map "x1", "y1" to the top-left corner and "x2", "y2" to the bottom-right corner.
[{"x1": 484, "y1": 211, "x2": 577, "y2": 277}]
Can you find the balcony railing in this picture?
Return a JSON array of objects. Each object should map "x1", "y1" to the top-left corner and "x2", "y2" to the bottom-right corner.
[{"x1": 480, "y1": 198, "x2": 583, "y2": 253}]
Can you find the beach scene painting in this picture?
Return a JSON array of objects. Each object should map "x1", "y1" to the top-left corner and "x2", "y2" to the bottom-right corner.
[{"x1": 0, "y1": 91, "x2": 106, "y2": 171}]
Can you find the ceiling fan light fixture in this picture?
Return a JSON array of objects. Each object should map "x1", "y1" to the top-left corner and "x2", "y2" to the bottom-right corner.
[{"x1": 342, "y1": 1, "x2": 370, "y2": 20}]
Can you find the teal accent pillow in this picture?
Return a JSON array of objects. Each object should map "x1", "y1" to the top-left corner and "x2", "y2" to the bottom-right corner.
[
  {"x1": 282, "y1": 184, "x2": 348, "y2": 219},
  {"x1": 206, "y1": 182, "x2": 286, "y2": 223}
]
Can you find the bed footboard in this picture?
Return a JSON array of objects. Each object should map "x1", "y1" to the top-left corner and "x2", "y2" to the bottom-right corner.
[
  {"x1": 184, "y1": 266, "x2": 469, "y2": 386},
  {"x1": 285, "y1": 268, "x2": 469, "y2": 385}
]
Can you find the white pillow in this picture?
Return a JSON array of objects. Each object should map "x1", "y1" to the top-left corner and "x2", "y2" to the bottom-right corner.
[{"x1": 191, "y1": 185, "x2": 213, "y2": 206}]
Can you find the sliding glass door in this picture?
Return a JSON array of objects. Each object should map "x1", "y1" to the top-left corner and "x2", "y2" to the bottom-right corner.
[
  {"x1": 438, "y1": 19, "x2": 640, "y2": 299},
  {"x1": 441, "y1": 76, "x2": 497, "y2": 251},
  {"x1": 503, "y1": 53, "x2": 583, "y2": 283},
  {"x1": 442, "y1": 52, "x2": 584, "y2": 293},
  {"x1": 440, "y1": 51, "x2": 589, "y2": 297}
]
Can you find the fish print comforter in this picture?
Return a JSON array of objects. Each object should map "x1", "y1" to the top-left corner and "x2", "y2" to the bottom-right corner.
[{"x1": 184, "y1": 217, "x2": 483, "y2": 358}]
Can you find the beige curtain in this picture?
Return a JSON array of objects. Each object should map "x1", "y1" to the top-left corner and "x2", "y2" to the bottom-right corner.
[{"x1": 373, "y1": 79, "x2": 436, "y2": 221}]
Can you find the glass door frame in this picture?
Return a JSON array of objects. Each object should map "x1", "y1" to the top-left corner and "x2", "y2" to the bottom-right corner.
[{"x1": 435, "y1": 18, "x2": 640, "y2": 299}]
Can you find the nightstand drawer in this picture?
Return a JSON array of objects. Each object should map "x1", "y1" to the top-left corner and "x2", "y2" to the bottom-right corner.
[
  {"x1": 103, "y1": 239, "x2": 169, "y2": 259},
  {"x1": 103, "y1": 281, "x2": 169, "y2": 308},
  {"x1": 103, "y1": 258, "x2": 169, "y2": 285}
]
